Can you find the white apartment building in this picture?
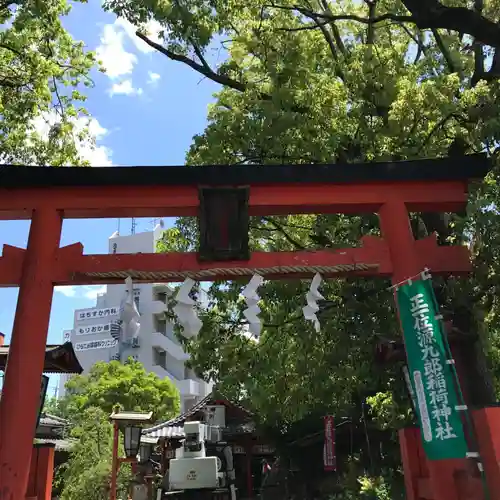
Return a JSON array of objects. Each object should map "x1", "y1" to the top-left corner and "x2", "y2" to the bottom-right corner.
[{"x1": 59, "y1": 226, "x2": 211, "y2": 412}]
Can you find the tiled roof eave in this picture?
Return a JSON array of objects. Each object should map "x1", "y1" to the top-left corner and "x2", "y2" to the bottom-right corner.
[{"x1": 143, "y1": 391, "x2": 253, "y2": 437}]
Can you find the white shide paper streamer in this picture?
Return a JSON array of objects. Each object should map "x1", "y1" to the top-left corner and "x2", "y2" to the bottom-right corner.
[
  {"x1": 173, "y1": 278, "x2": 202, "y2": 338},
  {"x1": 303, "y1": 273, "x2": 324, "y2": 332},
  {"x1": 119, "y1": 276, "x2": 141, "y2": 343},
  {"x1": 241, "y1": 274, "x2": 264, "y2": 338}
]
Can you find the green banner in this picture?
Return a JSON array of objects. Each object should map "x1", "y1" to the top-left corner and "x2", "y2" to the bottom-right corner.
[{"x1": 397, "y1": 278, "x2": 468, "y2": 460}]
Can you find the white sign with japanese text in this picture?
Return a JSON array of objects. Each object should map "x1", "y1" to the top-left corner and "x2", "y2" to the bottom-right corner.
[
  {"x1": 75, "y1": 322, "x2": 112, "y2": 336},
  {"x1": 74, "y1": 339, "x2": 118, "y2": 351},
  {"x1": 76, "y1": 307, "x2": 119, "y2": 322}
]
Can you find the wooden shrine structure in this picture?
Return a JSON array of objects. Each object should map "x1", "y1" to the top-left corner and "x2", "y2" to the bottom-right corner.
[
  {"x1": 0, "y1": 342, "x2": 82, "y2": 374},
  {"x1": 143, "y1": 392, "x2": 275, "y2": 497},
  {"x1": 0, "y1": 155, "x2": 499, "y2": 499},
  {"x1": 0, "y1": 342, "x2": 81, "y2": 500}
]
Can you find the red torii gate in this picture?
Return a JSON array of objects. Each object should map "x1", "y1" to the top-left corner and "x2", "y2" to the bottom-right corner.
[{"x1": 0, "y1": 155, "x2": 498, "y2": 500}]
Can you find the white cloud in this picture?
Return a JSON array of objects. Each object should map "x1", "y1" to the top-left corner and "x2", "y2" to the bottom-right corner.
[
  {"x1": 97, "y1": 23, "x2": 138, "y2": 79},
  {"x1": 54, "y1": 285, "x2": 107, "y2": 300},
  {"x1": 96, "y1": 18, "x2": 164, "y2": 85},
  {"x1": 31, "y1": 112, "x2": 113, "y2": 166},
  {"x1": 54, "y1": 286, "x2": 77, "y2": 297},
  {"x1": 84, "y1": 285, "x2": 107, "y2": 300},
  {"x1": 109, "y1": 79, "x2": 143, "y2": 97},
  {"x1": 147, "y1": 71, "x2": 161, "y2": 85},
  {"x1": 115, "y1": 18, "x2": 164, "y2": 54}
]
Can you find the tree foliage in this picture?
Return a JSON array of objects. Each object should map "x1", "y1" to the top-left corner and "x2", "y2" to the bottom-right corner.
[
  {"x1": 47, "y1": 359, "x2": 180, "y2": 422},
  {"x1": 0, "y1": 0, "x2": 100, "y2": 165},
  {"x1": 55, "y1": 407, "x2": 131, "y2": 500},
  {"x1": 111, "y1": 0, "x2": 500, "y2": 420},
  {"x1": 103, "y1": 4, "x2": 500, "y2": 496},
  {"x1": 46, "y1": 361, "x2": 180, "y2": 500}
]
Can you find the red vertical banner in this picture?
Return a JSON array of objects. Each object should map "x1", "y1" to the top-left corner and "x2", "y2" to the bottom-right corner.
[{"x1": 323, "y1": 415, "x2": 336, "y2": 471}]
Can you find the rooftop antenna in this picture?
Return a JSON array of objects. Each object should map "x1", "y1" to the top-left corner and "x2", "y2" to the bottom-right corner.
[
  {"x1": 117, "y1": 218, "x2": 121, "y2": 234},
  {"x1": 131, "y1": 218, "x2": 137, "y2": 235}
]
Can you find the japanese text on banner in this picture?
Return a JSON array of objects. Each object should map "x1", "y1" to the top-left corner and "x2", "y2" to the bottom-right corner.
[
  {"x1": 323, "y1": 415, "x2": 336, "y2": 471},
  {"x1": 396, "y1": 279, "x2": 467, "y2": 460}
]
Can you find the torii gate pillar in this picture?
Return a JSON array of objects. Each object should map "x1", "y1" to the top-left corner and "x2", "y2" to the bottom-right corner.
[
  {"x1": 0, "y1": 208, "x2": 62, "y2": 499},
  {"x1": 379, "y1": 200, "x2": 474, "y2": 499}
]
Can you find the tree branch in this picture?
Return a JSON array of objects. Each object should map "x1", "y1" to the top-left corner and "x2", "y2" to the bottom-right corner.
[
  {"x1": 276, "y1": 1, "x2": 345, "y2": 78},
  {"x1": 400, "y1": 25, "x2": 428, "y2": 63},
  {"x1": 431, "y1": 28, "x2": 456, "y2": 73},
  {"x1": 0, "y1": 42, "x2": 23, "y2": 58},
  {"x1": 191, "y1": 41, "x2": 212, "y2": 73},
  {"x1": 136, "y1": 31, "x2": 248, "y2": 91},
  {"x1": 312, "y1": 13, "x2": 339, "y2": 61},
  {"x1": 271, "y1": 0, "x2": 500, "y2": 49},
  {"x1": 135, "y1": 30, "x2": 308, "y2": 113},
  {"x1": 421, "y1": 113, "x2": 463, "y2": 148},
  {"x1": 365, "y1": 0, "x2": 376, "y2": 45},
  {"x1": 318, "y1": 0, "x2": 347, "y2": 56},
  {"x1": 0, "y1": 77, "x2": 30, "y2": 89},
  {"x1": 401, "y1": 0, "x2": 500, "y2": 48},
  {"x1": 471, "y1": 0, "x2": 485, "y2": 87},
  {"x1": 275, "y1": 21, "x2": 329, "y2": 32},
  {"x1": 268, "y1": 4, "x2": 414, "y2": 25},
  {"x1": 487, "y1": 48, "x2": 500, "y2": 81},
  {"x1": 261, "y1": 216, "x2": 307, "y2": 250}
]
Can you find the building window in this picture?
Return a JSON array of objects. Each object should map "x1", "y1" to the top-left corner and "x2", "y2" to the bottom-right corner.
[
  {"x1": 155, "y1": 291, "x2": 168, "y2": 303},
  {"x1": 153, "y1": 348, "x2": 166, "y2": 369},
  {"x1": 154, "y1": 316, "x2": 166, "y2": 334}
]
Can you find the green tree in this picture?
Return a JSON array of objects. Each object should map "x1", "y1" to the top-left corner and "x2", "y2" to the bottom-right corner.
[
  {"x1": 0, "y1": 0, "x2": 101, "y2": 165},
  {"x1": 103, "y1": 7, "x2": 500, "y2": 494},
  {"x1": 56, "y1": 407, "x2": 131, "y2": 500},
  {"x1": 47, "y1": 361, "x2": 180, "y2": 499},
  {"x1": 48, "y1": 359, "x2": 180, "y2": 422},
  {"x1": 108, "y1": 0, "x2": 500, "y2": 411}
]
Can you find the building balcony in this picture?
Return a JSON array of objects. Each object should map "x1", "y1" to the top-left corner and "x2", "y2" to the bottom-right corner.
[
  {"x1": 176, "y1": 379, "x2": 200, "y2": 398},
  {"x1": 150, "y1": 364, "x2": 178, "y2": 385},
  {"x1": 150, "y1": 365, "x2": 200, "y2": 397},
  {"x1": 146, "y1": 300, "x2": 168, "y2": 316},
  {"x1": 151, "y1": 332, "x2": 190, "y2": 362},
  {"x1": 153, "y1": 283, "x2": 172, "y2": 302}
]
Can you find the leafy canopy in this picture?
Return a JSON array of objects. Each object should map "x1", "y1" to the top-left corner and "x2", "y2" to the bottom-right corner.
[
  {"x1": 46, "y1": 360, "x2": 180, "y2": 500},
  {"x1": 55, "y1": 407, "x2": 132, "y2": 500},
  {"x1": 107, "y1": 0, "x2": 500, "y2": 433},
  {"x1": 47, "y1": 359, "x2": 180, "y2": 423},
  {"x1": 0, "y1": 0, "x2": 101, "y2": 165},
  {"x1": 92, "y1": 1, "x2": 500, "y2": 496}
]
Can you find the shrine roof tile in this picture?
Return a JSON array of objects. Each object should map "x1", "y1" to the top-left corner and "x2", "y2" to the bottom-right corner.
[
  {"x1": 0, "y1": 343, "x2": 83, "y2": 374},
  {"x1": 34, "y1": 438, "x2": 75, "y2": 452},
  {"x1": 143, "y1": 391, "x2": 253, "y2": 439}
]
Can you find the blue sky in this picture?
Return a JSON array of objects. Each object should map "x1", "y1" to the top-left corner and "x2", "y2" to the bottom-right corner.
[{"x1": 0, "y1": 2, "x2": 221, "y2": 395}]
